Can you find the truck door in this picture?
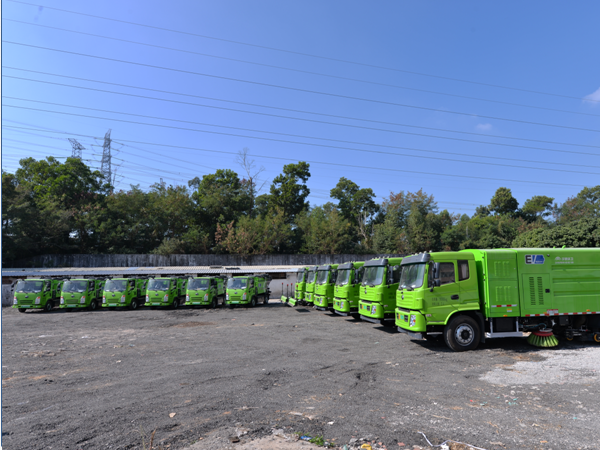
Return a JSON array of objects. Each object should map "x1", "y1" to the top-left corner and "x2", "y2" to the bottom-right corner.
[
  {"x1": 88, "y1": 281, "x2": 95, "y2": 299},
  {"x1": 429, "y1": 261, "x2": 459, "y2": 321},
  {"x1": 457, "y1": 260, "x2": 479, "y2": 309}
]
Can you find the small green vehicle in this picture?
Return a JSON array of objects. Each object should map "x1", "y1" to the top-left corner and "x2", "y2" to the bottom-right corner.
[
  {"x1": 313, "y1": 264, "x2": 339, "y2": 311},
  {"x1": 102, "y1": 277, "x2": 148, "y2": 310},
  {"x1": 144, "y1": 277, "x2": 187, "y2": 308},
  {"x1": 225, "y1": 275, "x2": 270, "y2": 307},
  {"x1": 59, "y1": 278, "x2": 106, "y2": 311},
  {"x1": 358, "y1": 257, "x2": 403, "y2": 324},
  {"x1": 283, "y1": 267, "x2": 309, "y2": 307},
  {"x1": 185, "y1": 276, "x2": 226, "y2": 308},
  {"x1": 332, "y1": 261, "x2": 365, "y2": 317},
  {"x1": 12, "y1": 278, "x2": 64, "y2": 312},
  {"x1": 303, "y1": 266, "x2": 319, "y2": 306}
]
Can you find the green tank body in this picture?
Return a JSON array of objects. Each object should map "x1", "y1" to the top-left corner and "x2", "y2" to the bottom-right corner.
[
  {"x1": 60, "y1": 278, "x2": 106, "y2": 311},
  {"x1": 396, "y1": 248, "x2": 600, "y2": 351},
  {"x1": 185, "y1": 276, "x2": 226, "y2": 308},
  {"x1": 144, "y1": 277, "x2": 187, "y2": 308},
  {"x1": 12, "y1": 278, "x2": 64, "y2": 312},
  {"x1": 358, "y1": 257, "x2": 403, "y2": 324},
  {"x1": 225, "y1": 275, "x2": 270, "y2": 307},
  {"x1": 313, "y1": 264, "x2": 339, "y2": 311},
  {"x1": 102, "y1": 277, "x2": 147, "y2": 310},
  {"x1": 332, "y1": 261, "x2": 365, "y2": 317}
]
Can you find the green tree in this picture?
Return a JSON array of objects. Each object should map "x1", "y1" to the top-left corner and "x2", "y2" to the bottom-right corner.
[
  {"x1": 513, "y1": 217, "x2": 600, "y2": 248},
  {"x1": 258, "y1": 162, "x2": 310, "y2": 222},
  {"x1": 522, "y1": 195, "x2": 554, "y2": 221},
  {"x1": 489, "y1": 187, "x2": 519, "y2": 216},
  {"x1": 555, "y1": 185, "x2": 600, "y2": 224},
  {"x1": 296, "y1": 204, "x2": 354, "y2": 254}
]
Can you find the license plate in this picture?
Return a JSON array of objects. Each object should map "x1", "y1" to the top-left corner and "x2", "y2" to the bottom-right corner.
[
  {"x1": 371, "y1": 305, "x2": 377, "y2": 314},
  {"x1": 232, "y1": 301, "x2": 238, "y2": 304},
  {"x1": 193, "y1": 302, "x2": 200, "y2": 305},
  {"x1": 109, "y1": 304, "x2": 117, "y2": 307},
  {"x1": 68, "y1": 305, "x2": 76, "y2": 308}
]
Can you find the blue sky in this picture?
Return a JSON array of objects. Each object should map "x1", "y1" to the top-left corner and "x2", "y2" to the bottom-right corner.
[{"x1": 2, "y1": 0, "x2": 600, "y2": 216}]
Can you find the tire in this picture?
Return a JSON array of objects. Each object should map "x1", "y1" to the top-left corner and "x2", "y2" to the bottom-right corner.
[
  {"x1": 44, "y1": 301, "x2": 54, "y2": 312},
  {"x1": 444, "y1": 315, "x2": 480, "y2": 352},
  {"x1": 88, "y1": 300, "x2": 97, "y2": 311},
  {"x1": 172, "y1": 298, "x2": 179, "y2": 309},
  {"x1": 263, "y1": 294, "x2": 269, "y2": 305},
  {"x1": 130, "y1": 299, "x2": 138, "y2": 310},
  {"x1": 18, "y1": 308, "x2": 27, "y2": 313},
  {"x1": 250, "y1": 296, "x2": 256, "y2": 308},
  {"x1": 211, "y1": 297, "x2": 217, "y2": 309}
]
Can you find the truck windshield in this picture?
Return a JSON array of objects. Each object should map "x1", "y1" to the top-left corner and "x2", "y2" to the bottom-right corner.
[
  {"x1": 227, "y1": 278, "x2": 247, "y2": 289},
  {"x1": 336, "y1": 269, "x2": 351, "y2": 286},
  {"x1": 316, "y1": 270, "x2": 329, "y2": 285},
  {"x1": 296, "y1": 271, "x2": 305, "y2": 283},
  {"x1": 104, "y1": 280, "x2": 127, "y2": 292},
  {"x1": 306, "y1": 270, "x2": 316, "y2": 284},
  {"x1": 62, "y1": 281, "x2": 87, "y2": 293},
  {"x1": 362, "y1": 266, "x2": 384, "y2": 287},
  {"x1": 399, "y1": 264, "x2": 426, "y2": 290},
  {"x1": 188, "y1": 279, "x2": 209, "y2": 290},
  {"x1": 15, "y1": 280, "x2": 43, "y2": 293},
  {"x1": 148, "y1": 279, "x2": 170, "y2": 291}
]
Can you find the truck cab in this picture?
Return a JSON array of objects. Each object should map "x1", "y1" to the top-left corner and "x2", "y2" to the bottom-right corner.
[
  {"x1": 185, "y1": 276, "x2": 225, "y2": 308},
  {"x1": 313, "y1": 264, "x2": 339, "y2": 311},
  {"x1": 60, "y1": 278, "x2": 106, "y2": 311},
  {"x1": 332, "y1": 261, "x2": 365, "y2": 317},
  {"x1": 145, "y1": 277, "x2": 186, "y2": 308},
  {"x1": 358, "y1": 257, "x2": 403, "y2": 324},
  {"x1": 102, "y1": 277, "x2": 147, "y2": 310},
  {"x1": 12, "y1": 278, "x2": 63, "y2": 312},
  {"x1": 303, "y1": 266, "x2": 318, "y2": 305},
  {"x1": 225, "y1": 275, "x2": 270, "y2": 307},
  {"x1": 284, "y1": 267, "x2": 308, "y2": 307}
]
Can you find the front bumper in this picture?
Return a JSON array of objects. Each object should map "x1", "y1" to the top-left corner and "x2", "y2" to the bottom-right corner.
[
  {"x1": 358, "y1": 300, "x2": 385, "y2": 319},
  {"x1": 12, "y1": 304, "x2": 44, "y2": 310},
  {"x1": 395, "y1": 308, "x2": 427, "y2": 333}
]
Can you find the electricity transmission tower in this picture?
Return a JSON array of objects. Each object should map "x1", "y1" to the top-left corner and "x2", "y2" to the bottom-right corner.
[
  {"x1": 68, "y1": 138, "x2": 85, "y2": 159},
  {"x1": 101, "y1": 129, "x2": 112, "y2": 185}
]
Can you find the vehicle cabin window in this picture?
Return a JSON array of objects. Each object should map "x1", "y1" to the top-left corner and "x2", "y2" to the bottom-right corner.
[
  {"x1": 249, "y1": 280, "x2": 254, "y2": 288},
  {"x1": 458, "y1": 260, "x2": 470, "y2": 281},
  {"x1": 129, "y1": 280, "x2": 135, "y2": 288},
  {"x1": 391, "y1": 265, "x2": 402, "y2": 284},
  {"x1": 439, "y1": 262, "x2": 455, "y2": 285},
  {"x1": 355, "y1": 267, "x2": 363, "y2": 284},
  {"x1": 88, "y1": 281, "x2": 94, "y2": 289}
]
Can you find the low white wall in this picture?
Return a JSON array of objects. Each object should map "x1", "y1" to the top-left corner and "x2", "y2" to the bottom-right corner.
[
  {"x1": 2, "y1": 285, "x2": 14, "y2": 306},
  {"x1": 269, "y1": 274, "x2": 295, "y2": 299}
]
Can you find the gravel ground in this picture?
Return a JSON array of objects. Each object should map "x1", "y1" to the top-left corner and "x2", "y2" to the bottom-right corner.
[{"x1": 2, "y1": 301, "x2": 599, "y2": 450}]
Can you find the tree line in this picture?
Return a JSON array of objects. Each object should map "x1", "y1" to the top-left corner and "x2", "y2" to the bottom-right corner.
[{"x1": 2, "y1": 151, "x2": 599, "y2": 263}]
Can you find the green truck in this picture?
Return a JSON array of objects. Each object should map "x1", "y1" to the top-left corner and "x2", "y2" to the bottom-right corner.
[
  {"x1": 101, "y1": 277, "x2": 148, "y2": 310},
  {"x1": 303, "y1": 266, "x2": 319, "y2": 306},
  {"x1": 313, "y1": 264, "x2": 339, "y2": 311},
  {"x1": 59, "y1": 278, "x2": 106, "y2": 311},
  {"x1": 282, "y1": 267, "x2": 308, "y2": 307},
  {"x1": 332, "y1": 261, "x2": 365, "y2": 317},
  {"x1": 225, "y1": 275, "x2": 270, "y2": 307},
  {"x1": 12, "y1": 278, "x2": 64, "y2": 312},
  {"x1": 185, "y1": 276, "x2": 226, "y2": 308},
  {"x1": 396, "y1": 248, "x2": 600, "y2": 351},
  {"x1": 144, "y1": 277, "x2": 187, "y2": 308},
  {"x1": 358, "y1": 257, "x2": 403, "y2": 324}
]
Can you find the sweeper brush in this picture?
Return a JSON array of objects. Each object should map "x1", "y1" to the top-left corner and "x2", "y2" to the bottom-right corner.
[{"x1": 527, "y1": 330, "x2": 559, "y2": 348}]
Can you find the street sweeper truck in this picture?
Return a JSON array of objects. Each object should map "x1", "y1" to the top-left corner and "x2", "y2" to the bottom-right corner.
[{"x1": 396, "y1": 248, "x2": 600, "y2": 351}]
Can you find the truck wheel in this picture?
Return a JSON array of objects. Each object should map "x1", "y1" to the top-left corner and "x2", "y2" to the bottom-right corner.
[
  {"x1": 263, "y1": 294, "x2": 269, "y2": 305},
  {"x1": 444, "y1": 315, "x2": 480, "y2": 352},
  {"x1": 44, "y1": 301, "x2": 54, "y2": 312},
  {"x1": 172, "y1": 299, "x2": 179, "y2": 309},
  {"x1": 211, "y1": 297, "x2": 218, "y2": 309},
  {"x1": 130, "y1": 299, "x2": 138, "y2": 310},
  {"x1": 250, "y1": 296, "x2": 256, "y2": 308},
  {"x1": 88, "y1": 301, "x2": 97, "y2": 311}
]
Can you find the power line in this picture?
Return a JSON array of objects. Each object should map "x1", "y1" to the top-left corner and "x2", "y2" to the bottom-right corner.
[
  {"x1": 68, "y1": 137, "x2": 84, "y2": 159},
  {"x1": 7, "y1": 67, "x2": 598, "y2": 150},
  {"x1": 6, "y1": 74, "x2": 600, "y2": 158},
  {"x1": 2, "y1": 125, "x2": 586, "y2": 188},
  {"x1": 3, "y1": 18, "x2": 597, "y2": 119},
  {"x1": 6, "y1": 0, "x2": 598, "y2": 103},
  {"x1": 5, "y1": 41, "x2": 600, "y2": 134},
  {"x1": 5, "y1": 101, "x2": 600, "y2": 177}
]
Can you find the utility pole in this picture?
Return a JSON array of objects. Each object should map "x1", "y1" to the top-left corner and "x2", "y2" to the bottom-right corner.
[
  {"x1": 101, "y1": 129, "x2": 112, "y2": 187},
  {"x1": 68, "y1": 138, "x2": 85, "y2": 160}
]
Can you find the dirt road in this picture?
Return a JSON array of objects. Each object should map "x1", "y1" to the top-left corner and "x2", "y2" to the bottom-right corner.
[{"x1": 2, "y1": 302, "x2": 598, "y2": 449}]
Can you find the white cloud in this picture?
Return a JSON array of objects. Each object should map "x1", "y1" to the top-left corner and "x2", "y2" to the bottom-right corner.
[
  {"x1": 476, "y1": 123, "x2": 493, "y2": 131},
  {"x1": 583, "y1": 86, "x2": 600, "y2": 106}
]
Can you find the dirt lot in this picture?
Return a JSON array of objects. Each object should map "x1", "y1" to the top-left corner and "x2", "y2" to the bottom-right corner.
[{"x1": 2, "y1": 301, "x2": 599, "y2": 450}]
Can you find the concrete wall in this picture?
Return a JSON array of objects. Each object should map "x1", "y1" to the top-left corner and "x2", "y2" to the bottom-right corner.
[
  {"x1": 6, "y1": 254, "x2": 402, "y2": 268},
  {"x1": 2, "y1": 285, "x2": 13, "y2": 306}
]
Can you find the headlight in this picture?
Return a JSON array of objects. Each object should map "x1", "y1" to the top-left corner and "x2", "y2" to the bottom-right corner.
[
  {"x1": 80, "y1": 296, "x2": 86, "y2": 304},
  {"x1": 163, "y1": 295, "x2": 169, "y2": 302},
  {"x1": 242, "y1": 293, "x2": 247, "y2": 300},
  {"x1": 35, "y1": 297, "x2": 41, "y2": 305},
  {"x1": 103, "y1": 298, "x2": 106, "y2": 304},
  {"x1": 121, "y1": 295, "x2": 126, "y2": 303},
  {"x1": 146, "y1": 295, "x2": 149, "y2": 301},
  {"x1": 13, "y1": 298, "x2": 18, "y2": 305},
  {"x1": 60, "y1": 297, "x2": 64, "y2": 304},
  {"x1": 204, "y1": 293, "x2": 208, "y2": 301},
  {"x1": 186, "y1": 295, "x2": 190, "y2": 301},
  {"x1": 410, "y1": 315, "x2": 416, "y2": 327},
  {"x1": 226, "y1": 294, "x2": 229, "y2": 300}
]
